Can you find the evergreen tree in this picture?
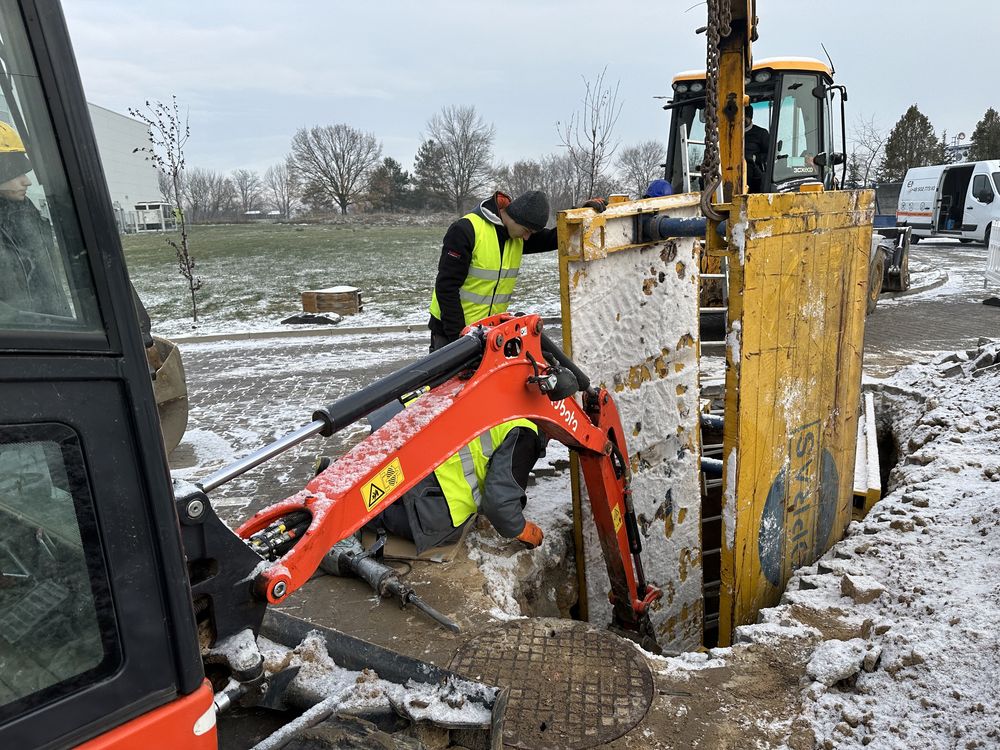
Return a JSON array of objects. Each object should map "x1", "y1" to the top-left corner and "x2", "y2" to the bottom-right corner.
[
  {"x1": 845, "y1": 151, "x2": 864, "y2": 188},
  {"x1": 367, "y1": 157, "x2": 410, "y2": 212},
  {"x1": 412, "y1": 139, "x2": 448, "y2": 210},
  {"x1": 877, "y1": 105, "x2": 945, "y2": 181},
  {"x1": 968, "y1": 108, "x2": 1000, "y2": 161}
]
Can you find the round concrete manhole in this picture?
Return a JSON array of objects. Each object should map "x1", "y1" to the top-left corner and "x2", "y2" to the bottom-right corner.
[{"x1": 449, "y1": 618, "x2": 654, "y2": 749}]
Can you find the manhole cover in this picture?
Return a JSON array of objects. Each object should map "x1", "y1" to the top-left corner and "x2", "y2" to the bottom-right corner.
[{"x1": 449, "y1": 618, "x2": 653, "y2": 749}]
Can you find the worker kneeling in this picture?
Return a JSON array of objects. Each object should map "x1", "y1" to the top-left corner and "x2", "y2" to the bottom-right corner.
[{"x1": 365, "y1": 411, "x2": 545, "y2": 553}]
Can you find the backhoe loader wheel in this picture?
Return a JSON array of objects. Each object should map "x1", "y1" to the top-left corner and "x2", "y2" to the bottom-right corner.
[
  {"x1": 899, "y1": 244, "x2": 910, "y2": 290},
  {"x1": 867, "y1": 253, "x2": 885, "y2": 315}
]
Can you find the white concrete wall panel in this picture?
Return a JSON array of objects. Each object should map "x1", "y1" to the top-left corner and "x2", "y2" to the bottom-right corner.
[{"x1": 559, "y1": 196, "x2": 703, "y2": 651}]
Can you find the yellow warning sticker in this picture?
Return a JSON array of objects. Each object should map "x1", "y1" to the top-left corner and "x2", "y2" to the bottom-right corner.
[
  {"x1": 361, "y1": 458, "x2": 405, "y2": 512},
  {"x1": 612, "y1": 505, "x2": 623, "y2": 533}
]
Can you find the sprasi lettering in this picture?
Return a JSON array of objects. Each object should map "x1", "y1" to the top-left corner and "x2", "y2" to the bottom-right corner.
[
  {"x1": 796, "y1": 431, "x2": 815, "y2": 457},
  {"x1": 785, "y1": 421, "x2": 821, "y2": 576}
]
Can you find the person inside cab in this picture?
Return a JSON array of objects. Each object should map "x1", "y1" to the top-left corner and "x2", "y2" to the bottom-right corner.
[
  {"x1": 744, "y1": 104, "x2": 769, "y2": 193},
  {"x1": 0, "y1": 121, "x2": 71, "y2": 321}
]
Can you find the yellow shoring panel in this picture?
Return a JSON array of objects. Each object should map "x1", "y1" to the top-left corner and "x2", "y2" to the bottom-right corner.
[{"x1": 718, "y1": 190, "x2": 873, "y2": 645}]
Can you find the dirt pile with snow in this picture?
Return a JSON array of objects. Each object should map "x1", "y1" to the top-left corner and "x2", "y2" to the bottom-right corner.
[{"x1": 730, "y1": 340, "x2": 1000, "y2": 749}]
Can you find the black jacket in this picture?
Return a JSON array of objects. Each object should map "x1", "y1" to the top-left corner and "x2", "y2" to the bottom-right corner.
[
  {"x1": 429, "y1": 192, "x2": 558, "y2": 344},
  {"x1": 745, "y1": 123, "x2": 770, "y2": 192},
  {"x1": 0, "y1": 197, "x2": 72, "y2": 320}
]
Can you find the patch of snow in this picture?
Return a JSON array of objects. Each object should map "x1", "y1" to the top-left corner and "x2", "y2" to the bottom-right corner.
[
  {"x1": 723, "y1": 448, "x2": 737, "y2": 550},
  {"x1": 805, "y1": 638, "x2": 867, "y2": 686}
]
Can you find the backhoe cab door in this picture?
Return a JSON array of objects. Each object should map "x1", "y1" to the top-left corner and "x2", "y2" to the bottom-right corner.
[{"x1": 0, "y1": 2, "x2": 209, "y2": 748}]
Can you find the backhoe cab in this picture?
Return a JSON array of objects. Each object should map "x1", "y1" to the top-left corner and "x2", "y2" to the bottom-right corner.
[{"x1": 665, "y1": 57, "x2": 846, "y2": 194}]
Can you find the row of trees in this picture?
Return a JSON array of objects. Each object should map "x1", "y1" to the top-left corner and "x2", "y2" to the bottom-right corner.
[
  {"x1": 152, "y1": 72, "x2": 664, "y2": 222},
  {"x1": 847, "y1": 106, "x2": 1000, "y2": 186}
]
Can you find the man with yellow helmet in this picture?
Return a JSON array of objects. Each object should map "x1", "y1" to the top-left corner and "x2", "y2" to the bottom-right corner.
[{"x1": 0, "y1": 121, "x2": 71, "y2": 319}]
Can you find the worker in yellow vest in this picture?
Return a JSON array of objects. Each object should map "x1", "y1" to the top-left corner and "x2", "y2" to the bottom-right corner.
[
  {"x1": 427, "y1": 189, "x2": 556, "y2": 352},
  {"x1": 365, "y1": 402, "x2": 546, "y2": 552}
]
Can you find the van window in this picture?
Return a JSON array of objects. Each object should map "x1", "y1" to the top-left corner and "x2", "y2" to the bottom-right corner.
[
  {"x1": 993, "y1": 172, "x2": 1000, "y2": 193},
  {"x1": 972, "y1": 174, "x2": 995, "y2": 203}
]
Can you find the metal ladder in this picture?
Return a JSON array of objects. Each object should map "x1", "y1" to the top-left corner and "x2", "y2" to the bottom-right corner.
[{"x1": 679, "y1": 126, "x2": 703, "y2": 194}]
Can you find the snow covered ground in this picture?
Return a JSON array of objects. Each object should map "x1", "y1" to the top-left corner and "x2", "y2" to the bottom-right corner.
[{"x1": 729, "y1": 339, "x2": 1000, "y2": 749}]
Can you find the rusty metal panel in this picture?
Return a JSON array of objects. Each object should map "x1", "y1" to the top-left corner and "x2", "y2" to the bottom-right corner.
[
  {"x1": 718, "y1": 190, "x2": 873, "y2": 645},
  {"x1": 558, "y1": 194, "x2": 704, "y2": 652}
]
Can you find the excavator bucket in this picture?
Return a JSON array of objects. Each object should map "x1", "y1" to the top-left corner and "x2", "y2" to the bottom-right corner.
[{"x1": 149, "y1": 335, "x2": 189, "y2": 454}]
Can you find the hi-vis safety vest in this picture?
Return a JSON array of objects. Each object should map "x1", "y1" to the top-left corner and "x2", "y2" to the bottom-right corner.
[
  {"x1": 434, "y1": 419, "x2": 538, "y2": 527},
  {"x1": 429, "y1": 212, "x2": 524, "y2": 326}
]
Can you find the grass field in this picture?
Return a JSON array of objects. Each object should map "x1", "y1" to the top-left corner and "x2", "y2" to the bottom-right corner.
[{"x1": 123, "y1": 223, "x2": 561, "y2": 338}]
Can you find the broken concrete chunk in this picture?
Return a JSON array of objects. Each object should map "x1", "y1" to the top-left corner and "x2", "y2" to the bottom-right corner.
[
  {"x1": 841, "y1": 574, "x2": 886, "y2": 604},
  {"x1": 862, "y1": 644, "x2": 882, "y2": 672},
  {"x1": 938, "y1": 363, "x2": 966, "y2": 378},
  {"x1": 806, "y1": 638, "x2": 867, "y2": 686},
  {"x1": 973, "y1": 351, "x2": 995, "y2": 370}
]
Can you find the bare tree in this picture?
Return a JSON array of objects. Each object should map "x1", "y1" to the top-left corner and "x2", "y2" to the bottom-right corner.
[
  {"x1": 231, "y1": 168, "x2": 263, "y2": 218},
  {"x1": 850, "y1": 114, "x2": 889, "y2": 186},
  {"x1": 494, "y1": 159, "x2": 544, "y2": 199},
  {"x1": 539, "y1": 151, "x2": 585, "y2": 212},
  {"x1": 557, "y1": 68, "x2": 624, "y2": 199},
  {"x1": 129, "y1": 96, "x2": 201, "y2": 322},
  {"x1": 616, "y1": 140, "x2": 666, "y2": 198},
  {"x1": 184, "y1": 167, "x2": 236, "y2": 222},
  {"x1": 289, "y1": 124, "x2": 382, "y2": 214},
  {"x1": 264, "y1": 158, "x2": 299, "y2": 218},
  {"x1": 425, "y1": 105, "x2": 495, "y2": 213}
]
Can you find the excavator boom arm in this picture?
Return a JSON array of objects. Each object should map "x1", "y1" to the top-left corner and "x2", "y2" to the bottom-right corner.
[{"x1": 236, "y1": 314, "x2": 661, "y2": 638}]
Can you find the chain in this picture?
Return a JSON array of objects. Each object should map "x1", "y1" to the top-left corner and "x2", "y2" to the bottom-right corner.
[{"x1": 700, "y1": 0, "x2": 732, "y2": 222}]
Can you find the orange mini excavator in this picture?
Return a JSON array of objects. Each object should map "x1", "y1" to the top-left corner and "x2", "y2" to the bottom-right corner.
[{"x1": 0, "y1": 3, "x2": 663, "y2": 748}]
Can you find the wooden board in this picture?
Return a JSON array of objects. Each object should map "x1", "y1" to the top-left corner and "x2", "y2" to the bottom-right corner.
[{"x1": 302, "y1": 286, "x2": 362, "y2": 315}]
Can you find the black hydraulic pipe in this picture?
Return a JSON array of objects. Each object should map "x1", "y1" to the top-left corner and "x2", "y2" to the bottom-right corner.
[
  {"x1": 701, "y1": 457, "x2": 724, "y2": 477},
  {"x1": 641, "y1": 214, "x2": 708, "y2": 241},
  {"x1": 700, "y1": 413, "x2": 724, "y2": 431},
  {"x1": 540, "y1": 331, "x2": 591, "y2": 392},
  {"x1": 312, "y1": 332, "x2": 484, "y2": 436}
]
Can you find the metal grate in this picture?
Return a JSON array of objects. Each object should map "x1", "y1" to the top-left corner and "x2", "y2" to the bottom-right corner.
[{"x1": 449, "y1": 618, "x2": 653, "y2": 749}]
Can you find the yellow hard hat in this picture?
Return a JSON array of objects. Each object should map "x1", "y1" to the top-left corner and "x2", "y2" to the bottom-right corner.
[
  {"x1": 0, "y1": 120, "x2": 31, "y2": 183},
  {"x1": 0, "y1": 121, "x2": 26, "y2": 154}
]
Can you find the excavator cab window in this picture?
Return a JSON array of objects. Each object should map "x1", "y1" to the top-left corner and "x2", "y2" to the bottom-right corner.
[
  {"x1": 0, "y1": 424, "x2": 118, "y2": 718},
  {"x1": 0, "y1": 9, "x2": 102, "y2": 340}
]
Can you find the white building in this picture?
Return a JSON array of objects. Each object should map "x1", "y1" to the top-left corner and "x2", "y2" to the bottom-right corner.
[{"x1": 88, "y1": 103, "x2": 164, "y2": 232}]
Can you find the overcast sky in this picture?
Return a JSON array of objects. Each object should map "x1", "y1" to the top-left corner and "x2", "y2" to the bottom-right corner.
[{"x1": 62, "y1": 1, "x2": 999, "y2": 177}]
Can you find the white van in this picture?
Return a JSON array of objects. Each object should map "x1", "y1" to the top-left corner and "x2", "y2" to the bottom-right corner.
[{"x1": 897, "y1": 160, "x2": 1000, "y2": 246}]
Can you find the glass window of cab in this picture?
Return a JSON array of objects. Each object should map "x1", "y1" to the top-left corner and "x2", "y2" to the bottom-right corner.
[{"x1": 0, "y1": 7, "x2": 101, "y2": 337}]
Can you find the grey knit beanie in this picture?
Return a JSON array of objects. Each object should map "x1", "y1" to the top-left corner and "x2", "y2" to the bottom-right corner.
[{"x1": 506, "y1": 190, "x2": 549, "y2": 231}]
